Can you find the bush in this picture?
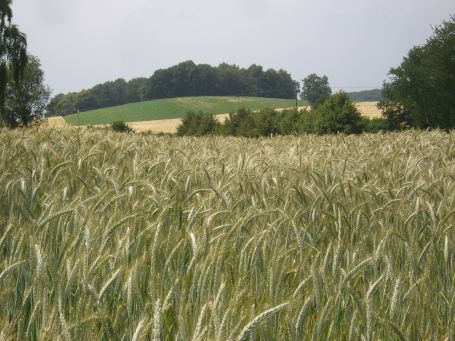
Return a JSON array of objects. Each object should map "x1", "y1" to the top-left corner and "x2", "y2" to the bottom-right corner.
[
  {"x1": 363, "y1": 117, "x2": 388, "y2": 133},
  {"x1": 177, "y1": 111, "x2": 221, "y2": 136},
  {"x1": 296, "y1": 110, "x2": 317, "y2": 134},
  {"x1": 176, "y1": 95, "x2": 376, "y2": 137},
  {"x1": 377, "y1": 99, "x2": 413, "y2": 131},
  {"x1": 111, "y1": 121, "x2": 133, "y2": 133},
  {"x1": 311, "y1": 92, "x2": 364, "y2": 134},
  {"x1": 224, "y1": 108, "x2": 283, "y2": 137},
  {"x1": 276, "y1": 108, "x2": 303, "y2": 135},
  {"x1": 223, "y1": 108, "x2": 261, "y2": 137}
]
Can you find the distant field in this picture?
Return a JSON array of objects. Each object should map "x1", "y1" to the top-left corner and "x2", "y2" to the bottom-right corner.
[
  {"x1": 63, "y1": 97, "x2": 305, "y2": 125},
  {"x1": 356, "y1": 101, "x2": 382, "y2": 118}
]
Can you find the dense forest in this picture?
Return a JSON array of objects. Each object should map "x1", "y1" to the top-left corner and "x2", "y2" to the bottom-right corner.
[{"x1": 47, "y1": 61, "x2": 299, "y2": 116}]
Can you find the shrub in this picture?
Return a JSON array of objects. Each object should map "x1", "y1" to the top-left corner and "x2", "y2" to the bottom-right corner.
[
  {"x1": 177, "y1": 111, "x2": 221, "y2": 136},
  {"x1": 224, "y1": 108, "x2": 287, "y2": 137},
  {"x1": 276, "y1": 108, "x2": 303, "y2": 135},
  {"x1": 111, "y1": 121, "x2": 133, "y2": 133},
  {"x1": 311, "y1": 92, "x2": 364, "y2": 134},
  {"x1": 362, "y1": 117, "x2": 388, "y2": 133},
  {"x1": 223, "y1": 108, "x2": 260, "y2": 137},
  {"x1": 377, "y1": 99, "x2": 413, "y2": 131},
  {"x1": 297, "y1": 110, "x2": 317, "y2": 134}
]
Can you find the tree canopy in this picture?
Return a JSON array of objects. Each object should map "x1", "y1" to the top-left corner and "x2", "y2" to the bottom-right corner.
[
  {"x1": 0, "y1": 0, "x2": 28, "y2": 124},
  {"x1": 300, "y1": 73, "x2": 332, "y2": 105},
  {"x1": 380, "y1": 15, "x2": 455, "y2": 129},
  {"x1": 48, "y1": 61, "x2": 299, "y2": 116},
  {"x1": 311, "y1": 92, "x2": 364, "y2": 134},
  {"x1": 3, "y1": 55, "x2": 50, "y2": 127}
]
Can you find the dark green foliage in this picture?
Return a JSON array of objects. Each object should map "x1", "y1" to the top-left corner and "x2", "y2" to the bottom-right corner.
[
  {"x1": 362, "y1": 117, "x2": 388, "y2": 133},
  {"x1": 49, "y1": 62, "x2": 298, "y2": 116},
  {"x1": 176, "y1": 111, "x2": 221, "y2": 136},
  {"x1": 177, "y1": 93, "x2": 371, "y2": 137},
  {"x1": 275, "y1": 108, "x2": 303, "y2": 135},
  {"x1": 347, "y1": 89, "x2": 383, "y2": 102},
  {"x1": 2, "y1": 55, "x2": 50, "y2": 128},
  {"x1": 310, "y1": 92, "x2": 364, "y2": 134},
  {"x1": 176, "y1": 96, "x2": 388, "y2": 137},
  {"x1": 301, "y1": 74, "x2": 332, "y2": 105},
  {"x1": 111, "y1": 121, "x2": 132, "y2": 133},
  {"x1": 0, "y1": 1, "x2": 28, "y2": 125},
  {"x1": 297, "y1": 110, "x2": 318, "y2": 134},
  {"x1": 381, "y1": 15, "x2": 455, "y2": 129},
  {"x1": 225, "y1": 108, "x2": 277, "y2": 137},
  {"x1": 223, "y1": 108, "x2": 260, "y2": 137},
  {"x1": 377, "y1": 99, "x2": 413, "y2": 130},
  {"x1": 224, "y1": 108, "x2": 302, "y2": 137}
]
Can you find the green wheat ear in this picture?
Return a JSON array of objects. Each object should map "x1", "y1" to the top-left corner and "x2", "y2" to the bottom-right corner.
[{"x1": 237, "y1": 302, "x2": 289, "y2": 341}]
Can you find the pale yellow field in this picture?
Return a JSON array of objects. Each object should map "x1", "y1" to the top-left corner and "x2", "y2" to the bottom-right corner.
[
  {"x1": 42, "y1": 116, "x2": 67, "y2": 127},
  {"x1": 45, "y1": 102, "x2": 381, "y2": 133},
  {"x1": 356, "y1": 101, "x2": 382, "y2": 118}
]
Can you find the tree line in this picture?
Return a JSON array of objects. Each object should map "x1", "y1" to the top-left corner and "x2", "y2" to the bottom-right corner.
[
  {"x1": 176, "y1": 92, "x2": 386, "y2": 137},
  {"x1": 47, "y1": 61, "x2": 299, "y2": 116}
]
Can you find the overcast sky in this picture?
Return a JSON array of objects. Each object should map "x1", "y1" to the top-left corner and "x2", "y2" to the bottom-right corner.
[{"x1": 12, "y1": 0, "x2": 454, "y2": 95}]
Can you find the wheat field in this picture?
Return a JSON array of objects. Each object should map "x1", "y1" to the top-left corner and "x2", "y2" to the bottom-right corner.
[{"x1": 0, "y1": 128, "x2": 453, "y2": 340}]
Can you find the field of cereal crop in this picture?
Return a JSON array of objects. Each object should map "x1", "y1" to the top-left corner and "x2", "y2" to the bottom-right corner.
[{"x1": 0, "y1": 128, "x2": 453, "y2": 339}]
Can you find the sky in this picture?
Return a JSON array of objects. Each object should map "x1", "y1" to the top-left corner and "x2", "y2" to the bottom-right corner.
[{"x1": 12, "y1": 0, "x2": 455, "y2": 95}]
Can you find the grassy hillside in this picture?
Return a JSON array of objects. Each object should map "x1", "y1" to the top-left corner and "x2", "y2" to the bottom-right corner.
[
  {"x1": 63, "y1": 96, "x2": 304, "y2": 125},
  {"x1": 0, "y1": 128, "x2": 453, "y2": 339}
]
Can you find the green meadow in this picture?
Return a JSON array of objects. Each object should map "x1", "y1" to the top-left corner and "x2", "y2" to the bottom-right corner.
[{"x1": 63, "y1": 97, "x2": 304, "y2": 125}]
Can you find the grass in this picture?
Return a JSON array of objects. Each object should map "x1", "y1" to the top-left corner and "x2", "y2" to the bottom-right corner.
[
  {"x1": 0, "y1": 127, "x2": 453, "y2": 339},
  {"x1": 63, "y1": 96, "x2": 305, "y2": 125}
]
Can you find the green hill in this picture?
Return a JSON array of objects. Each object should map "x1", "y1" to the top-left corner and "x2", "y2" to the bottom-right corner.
[
  {"x1": 63, "y1": 96, "x2": 304, "y2": 125},
  {"x1": 347, "y1": 89, "x2": 383, "y2": 102}
]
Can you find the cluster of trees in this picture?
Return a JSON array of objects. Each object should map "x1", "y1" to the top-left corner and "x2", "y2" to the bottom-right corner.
[
  {"x1": 299, "y1": 15, "x2": 454, "y2": 132},
  {"x1": 47, "y1": 78, "x2": 148, "y2": 116},
  {"x1": 379, "y1": 15, "x2": 454, "y2": 130},
  {"x1": 177, "y1": 92, "x2": 382, "y2": 137},
  {"x1": 48, "y1": 61, "x2": 299, "y2": 116}
]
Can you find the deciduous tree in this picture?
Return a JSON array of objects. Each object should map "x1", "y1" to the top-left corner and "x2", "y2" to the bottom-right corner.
[
  {"x1": 380, "y1": 15, "x2": 455, "y2": 129},
  {"x1": 300, "y1": 74, "x2": 332, "y2": 105},
  {"x1": 3, "y1": 55, "x2": 50, "y2": 127},
  {"x1": 0, "y1": 0, "x2": 28, "y2": 124}
]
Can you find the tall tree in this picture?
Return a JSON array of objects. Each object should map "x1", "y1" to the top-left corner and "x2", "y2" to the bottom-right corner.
[
  {"x1": 300, "y1": 74, "x2": 332, "y2": 105},
  {"x1": 380, "y1": 15, "x2": 455, "y2": 129},
  {"x1": 3, "y1": 55, "x2": 50, "y2": 127},
  {"x1": 0, "y1": 0, "x2": 28, "y2": 124}
]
